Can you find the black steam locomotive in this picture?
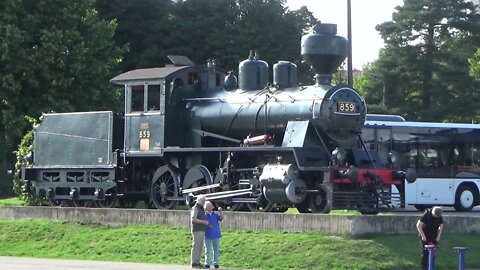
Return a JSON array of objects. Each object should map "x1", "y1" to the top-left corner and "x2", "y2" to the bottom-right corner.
[{"x1": 22, "y1": 23, "x2": 403, "y2": 213}]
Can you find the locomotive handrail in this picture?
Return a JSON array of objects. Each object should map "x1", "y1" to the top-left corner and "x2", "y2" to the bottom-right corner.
[
  {"x1": 203, "y1": 188, "x2": 253, "y2": 200},
  {"x1": 182, "y1": 96, "x2": 323, "y2": 104},
  {"x1": 181, "y1": 183, "x2": 222, "y2": 194},
  {"x1": 36, "y1": 131, "x2": 110, "y2": 142},
  {"x1": 191, "y1": 129, "x2": 241, "y2": 144}
]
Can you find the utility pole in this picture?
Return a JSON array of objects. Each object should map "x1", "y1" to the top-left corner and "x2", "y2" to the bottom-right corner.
[
  {"x1": 382, "y1": 80, "x2": 386, "y2": 106},
  {"x1": 347, "y1": 0, "x2": 353, "y2": 88}
]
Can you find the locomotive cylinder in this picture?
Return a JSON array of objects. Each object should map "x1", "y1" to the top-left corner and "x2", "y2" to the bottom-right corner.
[{"x1": 259, "y1": 164, "x2": 307, "y2": 204}]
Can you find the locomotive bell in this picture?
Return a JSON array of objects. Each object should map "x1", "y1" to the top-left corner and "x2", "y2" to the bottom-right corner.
[
  {"x1": 224, "y1": 71, "x2": 237, "y2": 90},
  {"x1": 301, "y1": 23, "x2": 348, "y2": 85}
]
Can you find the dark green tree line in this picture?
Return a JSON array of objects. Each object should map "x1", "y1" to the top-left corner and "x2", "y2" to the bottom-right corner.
[
  {"x1": 357, "y1": 0, "x2": 480, "y2": 121},
  {"x1": 95, "y1": 0, "x2": 317, "y2": 82},
  {"x1": 0, "y1": 0, "x2": 124, "y2": 196}
]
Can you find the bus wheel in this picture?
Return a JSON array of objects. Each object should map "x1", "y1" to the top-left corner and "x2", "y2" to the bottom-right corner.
[{"x1": 454, "y1": 185, "x2": 477, "y2": 212}]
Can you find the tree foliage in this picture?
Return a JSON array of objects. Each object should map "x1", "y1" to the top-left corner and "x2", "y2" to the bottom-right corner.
[
  {"x1": 95, "y1": 0, "x2": 318, "y2": 83},
  {"x1": 470, "y1": 48, "x2": 480, "y2": 80},
  {"x1": 0, "y1": 0, "x2": 124, "y2": 196},
  {"x1": 371, "y1": 0, "x2": 480, "y2": 121}
]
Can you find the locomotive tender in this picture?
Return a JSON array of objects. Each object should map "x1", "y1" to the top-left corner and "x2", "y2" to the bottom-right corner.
[{"x1": 22, "y1": 23, "x2": 403, "y2": 213}]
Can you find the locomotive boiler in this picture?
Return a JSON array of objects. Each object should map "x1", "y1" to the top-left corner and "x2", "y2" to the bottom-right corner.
[{"x1": 22, "y1": 23, "x2": 400, "y2": 213}]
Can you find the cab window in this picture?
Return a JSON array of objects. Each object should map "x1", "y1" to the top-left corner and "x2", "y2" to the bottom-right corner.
[
  {"x1": 148, "y1": 84, "x2": 160, "y2": 111},
  {"x1": 131, "y1": 85, "x2": 144, "y2": 112}
]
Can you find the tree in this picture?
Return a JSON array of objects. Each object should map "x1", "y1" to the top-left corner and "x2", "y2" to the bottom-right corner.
[
  {"x1": 470, "y1": 48, "x2": 480, "y2": 80},
  {"x1": 0, "y1": 0, "x2": 124, "y2": 196},
  {"x1": 374, "y1": 0, "x2": 480, "y2": 121},
  {"x1": 96, "y1": 0, "x2": 317, "y2": 82},
  {"x1": 95, "y1": 0, "x2": 173, "y2": 71}
]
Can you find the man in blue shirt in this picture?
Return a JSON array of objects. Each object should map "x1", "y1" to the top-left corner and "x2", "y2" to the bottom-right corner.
[{"x1": 204, "y1": 201, "x2": 223, "y2": 269}]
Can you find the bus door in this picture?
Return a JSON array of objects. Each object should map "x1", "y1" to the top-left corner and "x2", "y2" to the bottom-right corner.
[
  {"x1": 407, "y1": 177, "x2": 455, "y2": 205},
  {"x1": 404, "y1": 134, "x2": 456, "y2": 205}
]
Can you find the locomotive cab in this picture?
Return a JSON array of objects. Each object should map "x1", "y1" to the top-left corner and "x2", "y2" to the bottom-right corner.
[{"x1": 110, "y1": 56, "x2": 227, "y2": 152}]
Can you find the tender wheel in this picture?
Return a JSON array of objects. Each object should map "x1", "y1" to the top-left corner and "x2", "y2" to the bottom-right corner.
[
  {"x1": 150, "y1": 166, "x2": 179, "y2": 209},
  {"x1": 454, "y1": 185, "x2": 477, "y2": 212},
  {"x1": 49, "y1": 199, "x2": 70, "y2": 207},
  {"x1": 95, "y1": 191, "x2": 118, "y2": 208},
  {"x1": 118, "y1": 199, "x2": 135, "y2": 208},
  {"x1": 72, "y1": 200, "x2": 94, "y2": 207}
]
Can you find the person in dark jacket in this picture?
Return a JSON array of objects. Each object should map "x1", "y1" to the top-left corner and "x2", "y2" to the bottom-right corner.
[
  {"x1": 416, "y1": 206, "x2": 444, "y2": 270},
  {"x1": 190, "y1": 195, "x2": 209, "y2": 269}
]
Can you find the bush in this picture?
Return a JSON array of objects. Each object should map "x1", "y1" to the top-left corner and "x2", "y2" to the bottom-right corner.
[{"x1": 13, "y1": 116, "x2": 47, "y2": 205}]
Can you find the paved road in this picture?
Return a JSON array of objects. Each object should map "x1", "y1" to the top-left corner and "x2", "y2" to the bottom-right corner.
[{"x1": 0, "y1": 256, "x2": 193, "y2": 270}]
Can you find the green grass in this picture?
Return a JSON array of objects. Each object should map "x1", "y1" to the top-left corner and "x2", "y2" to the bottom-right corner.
[
  {"x1": 0, "y1": 197, "x2": 389, "y2": 215},
  {"x1": 286, "y1": 208, "x2": 362, "y2": 215},
  {"x1": 0, "y1": 197, "x2": 25, "y2": 206},
  {"x1": 0, "y1": 219, "x2": 479, "y2": 269}
]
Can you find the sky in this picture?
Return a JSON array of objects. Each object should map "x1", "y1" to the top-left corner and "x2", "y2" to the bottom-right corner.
[{"x1": 286, "y1": 0, "x2": 404, "y2": 70}]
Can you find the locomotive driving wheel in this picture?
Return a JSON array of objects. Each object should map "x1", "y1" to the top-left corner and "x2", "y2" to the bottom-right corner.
[
  {"x1": 72, "y1": 200, "x2": 94, "y2": 208},
  {"x1": 183, "y1": 165, "x2": 212, "y2": 209},
  {"x1": 309, "y1": 185, "x2": 330, "y2": 213},
  {"x1": 246, "y1": 193, "x2": 274, "y2": 212},
  {"x1": 295, "y1": 199, "x2": 311, "y2": 213},
  {"x1": 150, "y1": 166, "x2": 179, "y2": 209}
]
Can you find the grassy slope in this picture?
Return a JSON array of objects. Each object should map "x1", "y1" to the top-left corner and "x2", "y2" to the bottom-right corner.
[
  {"x1": 0, "y1": 219, "x2": 479, "y2": 270},
  {"x1": 0, "y1": 197, "x2": 25, "y2": 206}
]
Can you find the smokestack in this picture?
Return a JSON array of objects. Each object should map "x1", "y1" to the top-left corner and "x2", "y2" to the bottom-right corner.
[{"x1": 301, "y1": 23, "x2": 348, "y2": 86}]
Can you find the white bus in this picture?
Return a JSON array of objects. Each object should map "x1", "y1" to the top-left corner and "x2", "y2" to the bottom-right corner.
[{"x1": 362, "y1": 118, "x2": 480, "y2": 212}]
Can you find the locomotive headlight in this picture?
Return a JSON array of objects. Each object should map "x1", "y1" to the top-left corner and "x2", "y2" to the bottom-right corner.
[{"x1": 332, "y1": 147, "x2": 347, "y2": 163}]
